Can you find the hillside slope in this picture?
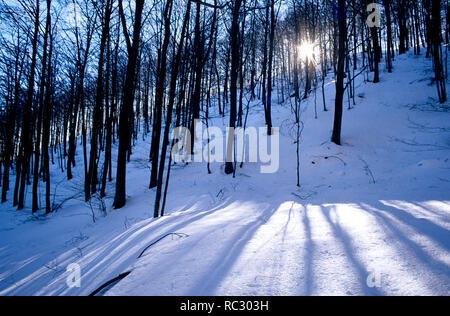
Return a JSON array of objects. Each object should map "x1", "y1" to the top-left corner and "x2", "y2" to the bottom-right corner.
[{"x1": 0, "y1": 52, "x2": 449, "y2": 296}]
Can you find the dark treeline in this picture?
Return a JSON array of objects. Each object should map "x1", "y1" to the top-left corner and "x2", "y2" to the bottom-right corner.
[{"x1": 0, "y1": 0, "x2": 448, "y2": 217}]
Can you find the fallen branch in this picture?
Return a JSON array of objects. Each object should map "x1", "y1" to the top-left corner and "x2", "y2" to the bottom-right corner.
[
  {"x1": 89, "y1": 232, "x2": 189, "y2": 296},
  {"x1": 291, "y1": 191, "x2": 317, "y2": 201},
  {"x1": 313, "y1": 155, "x2": 347, "y2": 166},
  {"x1": 89, "y1": 271, "x2": 132, "y2": 297},
  {"x1": 359, "y1": 157, "x2": 376, "y2": 184},
  {"x1": 138, "y1": 233, "x2": 189, "y2": 259}
]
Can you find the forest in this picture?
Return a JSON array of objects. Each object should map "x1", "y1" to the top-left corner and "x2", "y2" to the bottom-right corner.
[{"x1": 0, "y1": 0, "x2": 449, "y2": 297}]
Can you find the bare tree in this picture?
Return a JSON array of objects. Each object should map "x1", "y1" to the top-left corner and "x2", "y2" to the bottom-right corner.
[{"x1": 114, "y1": 0, "x2": 146, "y2": 209}]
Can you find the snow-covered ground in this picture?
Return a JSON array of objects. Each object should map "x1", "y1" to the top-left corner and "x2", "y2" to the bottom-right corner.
[{"x1": 0, "y1": 52, "x2": 449, "y2": 296}]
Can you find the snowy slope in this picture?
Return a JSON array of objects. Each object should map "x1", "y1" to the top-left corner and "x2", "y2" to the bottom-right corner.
[{"x1": 0, "y1": 52, "x2": 449, "y2": 296}]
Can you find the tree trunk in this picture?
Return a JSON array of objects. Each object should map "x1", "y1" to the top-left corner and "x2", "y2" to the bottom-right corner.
[
  {"x1": 331, "y1": 0, "x2": 347, "y2": 146},
  {"x1": 42, "y1": 4, "x2": 53, "y2": 214},
  {"x1": 383, "y1": 0, "x2": 393, "y2": 72},
  {"x1": 32, "y1": 0, "x2": 51, "y2": 212},
  {"x1": 266, "y1": 0, "x2": 275, "y2": 135},
  {"x1": 149, "y1": 0, "x2": 173, "y2": 189},
  {"x1": 225, "y1": 0, "x2": 242, "y2": 175},
  {"x1": 154, "y1": 0, "x2": 190, "y2": 218},
  {"x1": 431, "y1": 0, "x2": 447, "y2": 103},
  {"x1": 87, "y1": 0, "x2": 112, "y2": 201},
  {"x1": 113, "y1": 0, "x2": 145, "y2": 209},
  {"x1": 18, "y1": 0, "x2": 40, "y2": 210},
  {"x1": 371, "y1": 25, "x2": 380, "y2": 83}
]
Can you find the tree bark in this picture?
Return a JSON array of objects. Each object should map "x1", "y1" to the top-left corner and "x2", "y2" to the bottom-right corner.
[
  {"x1": 18, "y1": 0, "x2": 40, "y2": 210},
  {"x1": 331, "y1": 0, "x2": 347, "y2": 146},
  {"x1": 225, "y1": 0, "x2": 242, "y2": 175},
  {"x1": 113, "y1": 0, "x2": 146, "y2": 209},
  {"x1": 154, "y1": 0, "x2": 190, "y2": 218}
]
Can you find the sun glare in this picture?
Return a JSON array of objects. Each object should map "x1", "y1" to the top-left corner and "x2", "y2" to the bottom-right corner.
[{"x1": 298, "y1": 42, "x2": 317, "y2": 63}]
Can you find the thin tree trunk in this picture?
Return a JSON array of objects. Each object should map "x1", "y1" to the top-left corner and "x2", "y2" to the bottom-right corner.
[
  {"x1": 154, "y1": 0, "x2": 190, "y2": 218},
  {"x1": 18, "y1": 0, "x2": 40, "y2": 210},
  {"x1": 332, "y1": 0, "x2": 347, "y2": 146},
  {"x1": 113, "y1": 0, "x2": 145, "y2": 209},
  {"x1": 225, "y1": 0, "x2": 242, "y2": 175}
]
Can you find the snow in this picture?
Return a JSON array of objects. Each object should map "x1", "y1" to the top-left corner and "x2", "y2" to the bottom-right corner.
[{"x1": 0, "y1": 52, "x2": 449, "y2": 296}]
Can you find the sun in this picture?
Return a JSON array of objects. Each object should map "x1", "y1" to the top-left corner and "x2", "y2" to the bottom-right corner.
[{"x1": 298, "y1": 42, "x2": 317, "y2": 63}]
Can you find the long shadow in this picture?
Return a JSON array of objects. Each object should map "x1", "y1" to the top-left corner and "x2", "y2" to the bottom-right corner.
[
  {"x1": 0, "y1": 196, "x2": 235, "y2": 296},
  {"x1": 78, "y1": 197, "x2": 239, "y2": 295},
  {"x1": 302, "y1": 205, "x2": 314, "y2": 296},
  {"x1": 263, "y1": 202, "x2": 294, "y2": 295},
  {"x1": 413, "y1": 201, "x2": 450, "y2": 219},
  {"x1": 266, "y1": 202, "x2": 306, "y2": 295},
  {"x1": 374, "y1": 200, "x2": 450, "y2": 252},
  {"x1": 0, "y1": 197, "x2": 202, "y2": 295},
  {"x1": 321, "y1": 205, "x2": 384, "y2": 296},
  {"x1": 187, "y1": 202, "x2": 280, "y2": 295},
  {"x1": 280, "y1": 203, "x2": 295, "y2": 243},
  {"x1": 361, "y1": 202, "x2": 450, "y2": 281}
]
